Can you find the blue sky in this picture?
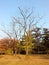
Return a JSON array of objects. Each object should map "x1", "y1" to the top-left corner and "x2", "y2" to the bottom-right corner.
[{"x1": 0, "y1": 0, "x2": 49, "y2": 38}]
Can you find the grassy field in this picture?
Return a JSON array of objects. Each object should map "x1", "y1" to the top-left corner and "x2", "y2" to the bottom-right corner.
[{"x1": 0, "y1": 54, "x2": 49, "y2": 65}]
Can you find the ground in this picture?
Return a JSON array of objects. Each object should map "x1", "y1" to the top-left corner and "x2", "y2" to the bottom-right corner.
[{"x1": 0, "y1": 54, "x2": 49, "y2": 65}]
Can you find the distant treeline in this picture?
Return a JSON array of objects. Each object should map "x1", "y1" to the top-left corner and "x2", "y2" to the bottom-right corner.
[{"x1": 0, "y1": 27, "x2": 49, "y2": 55}]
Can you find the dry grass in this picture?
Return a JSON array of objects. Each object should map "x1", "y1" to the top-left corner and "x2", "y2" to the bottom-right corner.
[{"x1": 0, "y1": 54, "x2": 49, "y2": 65}]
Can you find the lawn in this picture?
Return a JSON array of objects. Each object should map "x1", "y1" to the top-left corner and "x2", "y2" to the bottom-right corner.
[{"x1": 0, "y1": 54, "x2": 49, "y2": 65}]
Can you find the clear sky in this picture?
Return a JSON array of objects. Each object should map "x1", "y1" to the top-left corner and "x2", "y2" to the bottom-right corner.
[{"x1": 0, "y1": 0, "x2": 49, "y2": 38}]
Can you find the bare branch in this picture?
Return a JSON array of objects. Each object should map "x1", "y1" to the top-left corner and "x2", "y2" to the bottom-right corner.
[
  {"x1": 27, "y1": 11, "x2": 33, "y2": 19},
  {"x1": 13, "y1": 17, "x2": 24, "y2": 28},
  {"x1": 18, "y1": 7, "x2": 25, "y2": 19},
  {"x1": 0, "y1": 29, "x2": 11, "y2": 38}
]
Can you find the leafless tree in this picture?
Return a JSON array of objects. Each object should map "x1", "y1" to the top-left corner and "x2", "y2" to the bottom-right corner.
[
  {"x1": 0, "y1": 24, "x2": 18, "y2": 54},
  {"x1": 0, "y1": 7, "x2": 42, "y2": 55},
  {"x1": 12, "y1": 7, "x2": 42, "y2": 55}
]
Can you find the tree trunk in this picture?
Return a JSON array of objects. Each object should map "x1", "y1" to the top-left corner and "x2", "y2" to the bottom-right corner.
[{"x1": 26, "y1": 42, "x2": 29, "y2": 55}]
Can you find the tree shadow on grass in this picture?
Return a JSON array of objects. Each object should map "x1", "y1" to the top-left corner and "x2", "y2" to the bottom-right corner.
[{"x1": 40, "y1": 54, "x2": 49, "y2": 59}]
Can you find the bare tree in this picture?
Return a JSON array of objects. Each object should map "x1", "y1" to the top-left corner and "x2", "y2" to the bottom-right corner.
[
  {"x1": 0, "y1": 7, "x2": 42, "y2": 55},
  {"x1": 0, "y1": 24, "x2": 18, "y2": 54},
  {"x1": 12, "y1": 7, "x2": 42, "y2": 55}
]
